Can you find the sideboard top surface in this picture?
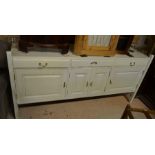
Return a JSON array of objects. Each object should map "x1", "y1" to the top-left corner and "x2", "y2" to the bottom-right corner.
[{"x1": 9, "y1": 47, "x2": 149, "y2": 60}]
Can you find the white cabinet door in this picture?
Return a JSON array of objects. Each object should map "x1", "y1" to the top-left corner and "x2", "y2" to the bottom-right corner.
[
  {"x1": 88, "y1": 67, "x2": 110, "y2": 96},
  {"x1": 15, "y1": 68, "x2": 68, "y2": 104},
  {"x1": 68, "y1": 68, "x2": 91, "y2": 98},
  {"x1": 106, "y1": 66, "x2": 143, "y2": 94}
]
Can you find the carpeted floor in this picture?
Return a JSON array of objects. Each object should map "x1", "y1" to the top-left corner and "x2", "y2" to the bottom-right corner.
[{"x1": 18, "y1": 95, "x2": 153, "y2": 119}]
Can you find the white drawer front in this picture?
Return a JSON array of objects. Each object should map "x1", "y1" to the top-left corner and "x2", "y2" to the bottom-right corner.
[
  {"x1": 13, "y1": 58, "x2": 71, "y2": 68},
  {"x1": 71, "y1": 59, "x2": 113, "y2": 67},
  {"x1": 113, "y1": 58, "x2": 148, "y2": 67}
]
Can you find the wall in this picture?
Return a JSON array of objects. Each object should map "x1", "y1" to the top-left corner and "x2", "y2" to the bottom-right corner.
[{"x1": 0, "y1": 35, "x2": 10, "y2": 41}]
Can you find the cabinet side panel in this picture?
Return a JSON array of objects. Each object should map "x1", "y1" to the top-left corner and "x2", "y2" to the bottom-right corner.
[{"x1": 7, "y1": 52, "x2": 18, "y2": 118}]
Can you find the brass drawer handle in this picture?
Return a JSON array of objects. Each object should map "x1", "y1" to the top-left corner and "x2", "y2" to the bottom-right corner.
[
  {"x1": 63, "y1": 82, "x2": 66, "y2": 88},
  {"x1": 86, "y1": 81, "x2": 89, "y2": 87},
  {"x1": 90, "y1": 82, "x2": 93, "y2": 87},
  {"x1": 38, "y1": 62, "x2": 42, "y2": 66},
  {"x1": 38, "y1": 62, "x2": 44, "y2": 68},
  {"x1": 42, "y1": 62, "x2": 48, "y2": 68},
  {"x1": 130, "y1": 62, "x2": 135, "y2": 66},
  {"x1": 38, "y1": 62, "x2": 48, "y2": 68},
  {"x1": 91, "y1": 61, "x2": 97, "y2": 64},
  {"x1": 45, "y1": 62, "x2": 48, "y2": 66}
]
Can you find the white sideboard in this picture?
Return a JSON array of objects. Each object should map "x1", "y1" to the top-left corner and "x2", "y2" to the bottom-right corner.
[{"x1": 7, "y1": 50, "x2": 154, "y2": 118}]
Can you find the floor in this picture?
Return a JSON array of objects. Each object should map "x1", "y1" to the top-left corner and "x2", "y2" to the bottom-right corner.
[{"x1": 19, "y1": 95, "x2": 154, "y2": 119}]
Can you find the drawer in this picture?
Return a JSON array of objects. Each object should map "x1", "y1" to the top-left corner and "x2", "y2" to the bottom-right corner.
[
  {"x1": 113, "y1": 58, "x2": 148, "y2": 67},
  {"x1": 71, "y1": 59, "x2": 113, "y2": 67},
  {"x1": 111, "y1": 66, "x2": 145, "y2": 73},
  {"x1": 13, "y1": 57, "x2": 71, "y2": 68}
]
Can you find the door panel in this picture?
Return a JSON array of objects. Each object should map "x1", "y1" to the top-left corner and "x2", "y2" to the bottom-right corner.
[
  {"x1": 88, "y1": 67, "x2": 110, "y2": 96},
  {"x1": 68, "y1": 68, "x2": 91, "y2": 98},
  {"x1": 15, "y1": 68, "x2": 68, "y2": 104},
  {"x1": 106, "y1": 66, "x2": 143, "y2": 93}
]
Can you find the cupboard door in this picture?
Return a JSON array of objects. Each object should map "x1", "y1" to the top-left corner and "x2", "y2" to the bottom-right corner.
[
  {"x1": 106, "y1": 66, "x2": 143, "y2": 94},
  {"x1": 88, "y1": 67, "x2": 110, "y2": 96},
  {"x1": 15, "y1": 68, "x2": 68, "y2": 104},
  {"x1": 68, "y1": 68, "x2": 91, "y2": 98}
]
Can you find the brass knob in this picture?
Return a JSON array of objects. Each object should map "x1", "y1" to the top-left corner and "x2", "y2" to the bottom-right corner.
[
  {"x1": 38, "y1": 62, "x2": 42, "y2": 66},
  {"x1": 45, "y1": 62, "x2": 48, "y2": 66},
  {"x1": 130, "y1": 62, "x2": 135, "y2": 66},
  {"x1": 63, "y1": 82, "x2": 66, "y2": 88},
  {"x1": 90, "y1": 82, "x2": 93, "y2": 87},
  {"x1": 91, "y1": 61, "x2": 97, "y2": 64},
  {"x1": 86, "y1": 81, "x2": 89, "y2": 87}
]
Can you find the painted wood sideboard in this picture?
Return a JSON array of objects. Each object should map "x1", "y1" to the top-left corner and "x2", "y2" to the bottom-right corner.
[{"x1": 7, "y1": 50, "x2": 154, "y2": 118}]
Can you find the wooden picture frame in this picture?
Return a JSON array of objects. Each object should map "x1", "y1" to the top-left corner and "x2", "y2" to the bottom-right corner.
[{"x1": 74, "y1": 35, "x2": 119, "y2": 56}]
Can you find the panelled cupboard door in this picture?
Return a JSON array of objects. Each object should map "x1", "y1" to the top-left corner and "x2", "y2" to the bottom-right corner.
[
  {"x1": 106, "y1": 66, "x2": 143, "y2": 93},
  {"x1": 88, "y1": 67, "x2": 110, "y2": 96},
  {"x1": 68, "y1": 68, "x2": 91, "y2": 98},
  {"x1": 15, "y1": 68, "x2": 68, "y2": 104}
]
